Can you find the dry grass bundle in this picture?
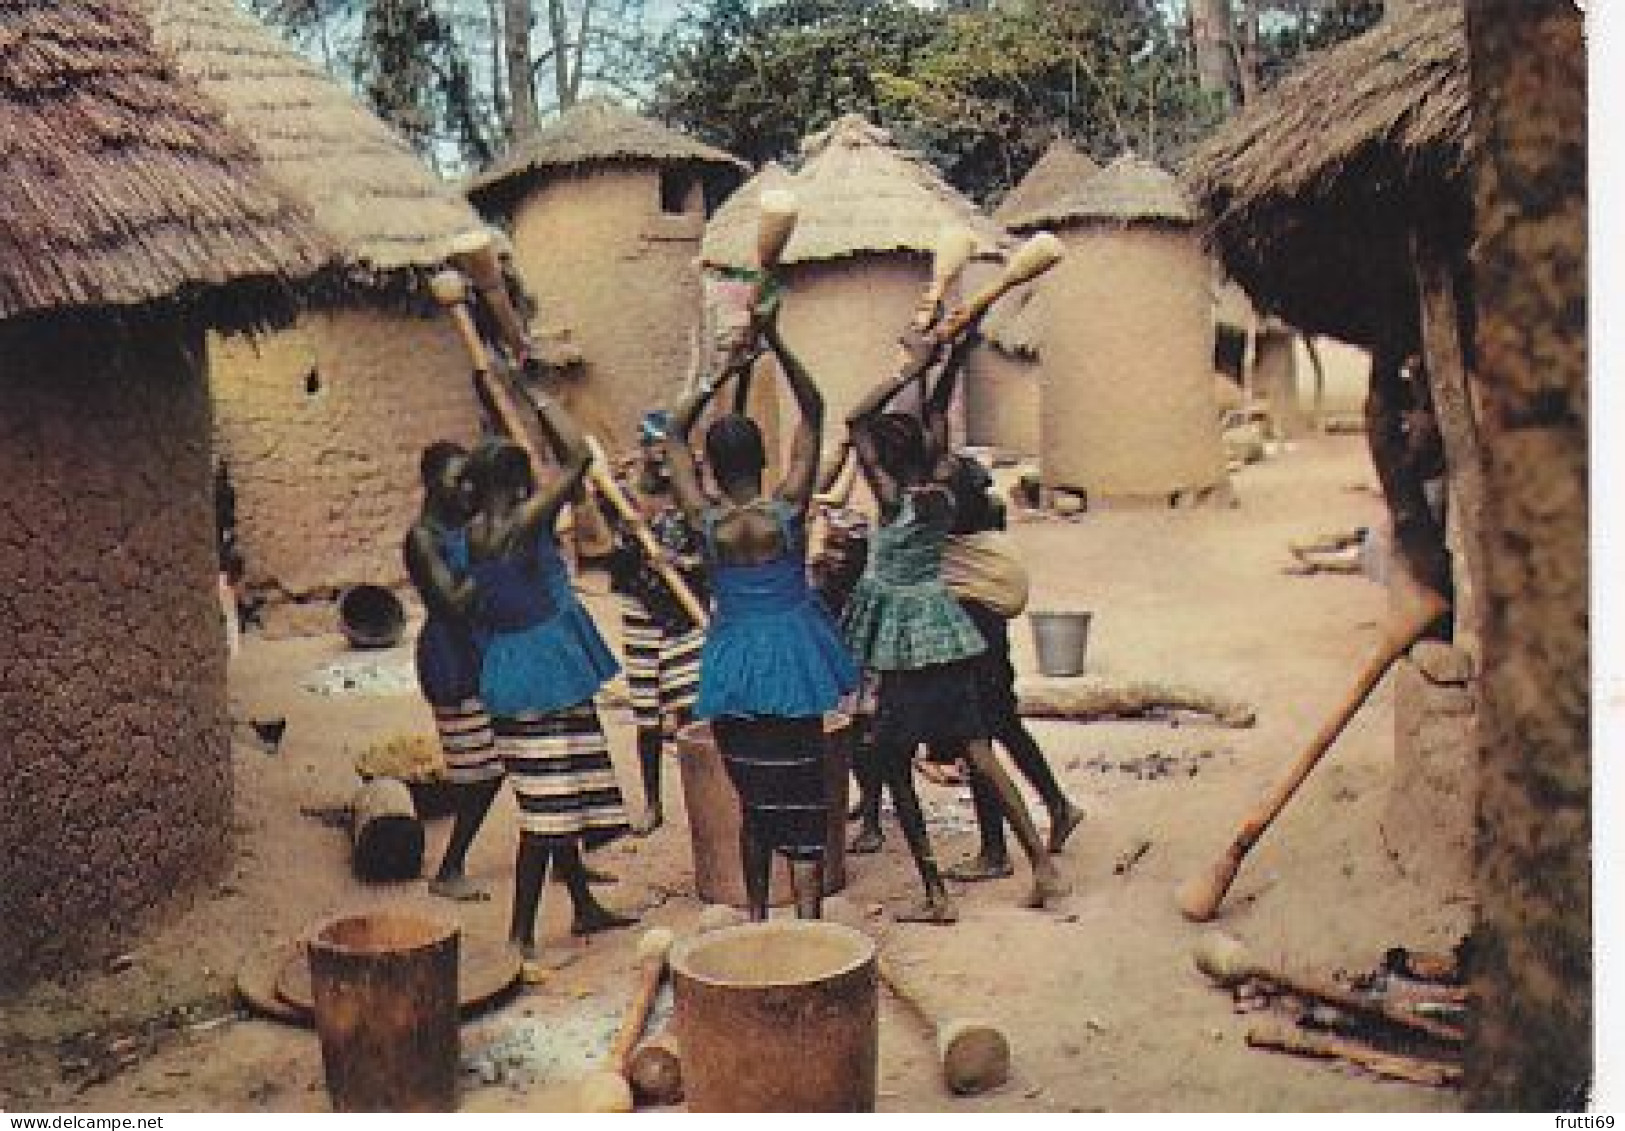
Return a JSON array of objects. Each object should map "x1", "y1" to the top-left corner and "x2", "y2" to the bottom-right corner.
[
  {"x1": 0, "y1": 0, "x2": 328, "y2": 326},
  {"x1": 146, "y1": 0, "x2": 482, "y2": 282}
]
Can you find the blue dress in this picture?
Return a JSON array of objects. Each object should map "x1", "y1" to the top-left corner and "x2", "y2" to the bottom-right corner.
[
  {"x1": 473, "y1": 528, "x2": 620, "y2": 718},
  {"x1": 414, "y1": 526, "x2": 481, "y2": 707},
  {"x1": 694, "y1": 500, "x2": 859, "y2": 721}
]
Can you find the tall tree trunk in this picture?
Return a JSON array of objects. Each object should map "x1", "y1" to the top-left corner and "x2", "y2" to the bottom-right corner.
[
  {"x1": 1462, "y1": 0, "x2": 1589, "y2": 1111},
  {"x1": 1189, "y1": 0, "x2": 1242, "y2": 113},
  {"x1": 505, "y1": 0, "x2": 539, "y2": 140}
]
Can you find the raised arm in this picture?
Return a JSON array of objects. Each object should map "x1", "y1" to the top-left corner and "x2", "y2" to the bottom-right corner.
[
  {"x1": 922, "y1": 329, "x2": 979, "y2": 471},
  {"x1": 766, "y1": 317, "x2": 824, "y2": 512},
  {"x1": 664, "y1": 376, "x2": 724, "y2": 527},
  {"x1": 846, "y1": 330, "x2": 943, "y2": 511},
  {"x1": 509, "y1": 377, "x2": 592, "y2": 543}
]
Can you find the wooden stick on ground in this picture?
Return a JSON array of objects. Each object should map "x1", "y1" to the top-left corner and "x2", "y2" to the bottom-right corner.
[
  {"x1": 577, "y1": 928, "x2": 676, "y2": 1112},
  {"x1": 878, "y1": 957, "x2": 1011, "y2": 1096},
  {"x1": 1246, "y1": 1022, "x2": 1462, "y2": 1088}
]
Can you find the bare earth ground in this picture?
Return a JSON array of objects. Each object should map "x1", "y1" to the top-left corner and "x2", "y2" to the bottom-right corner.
[{"x1": 0, "y1": 434, "x2": 1472, "y2": 1113}]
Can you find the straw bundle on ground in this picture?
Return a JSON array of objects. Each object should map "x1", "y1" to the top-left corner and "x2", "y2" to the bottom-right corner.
[
  {"x1": 0, "y1": 0, "x2": 327, "y2": 326},
  {"x1": 1184, "y1": 6, "x2": 1468, "y2": 348},
  {"x1": 146, "y1": 0, "x2": 481, "y2": 285},
  {"x1": 0, "y1": 0, "x2": 330, "y2": 987},
  {"x1": 1038, "y1": 155, "x2": 1224, "y2": 499},
  {"x1": 993, "y1": 137, "x2": 1102, "y2": 233}
]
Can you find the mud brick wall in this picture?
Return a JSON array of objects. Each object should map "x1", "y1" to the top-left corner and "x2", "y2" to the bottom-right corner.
[
  {"x1": 0, "y1": 316, "x2": 230, "y2": 985},
  {"x1": 210, "y1": 307, "x2": 480, "y2": 629},
  {"x1": 506, "y1": 165, "x2": 709, "y2": 454}
]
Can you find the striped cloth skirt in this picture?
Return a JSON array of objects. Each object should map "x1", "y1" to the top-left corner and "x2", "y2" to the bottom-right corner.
[
  {"x1": 712, "y1": 715, "x2": 829, "y2": 861},
  {"x1": 620, "y1": 596, "x2": 704, "y2": 733},
  {"x1": 433, "y1": 698, "x2": 503, "y2": 785},
  {"x1": 494, "y1": 703, "x2": 630, "y2": 843}
]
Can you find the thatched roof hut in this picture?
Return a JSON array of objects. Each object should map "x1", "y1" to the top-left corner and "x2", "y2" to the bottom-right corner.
[
  {"x1": 468, "y1": 97, "x2": 747, "y2": 214},
  {"x1": 993, "y1": 137, "x2": 1101, "y2": 233},
  {"x1": 702, "y1": 114, "x2": 1003, "y2": 268},
  {"x1": 464, "y1": 100, "x2": 747, "y2": 452},
  {"x1": 1, "y1": 0, "x2": 326, "y2": 326},
  {"x1": 0, "y1": 0, "x2": 326, "y2": 985},
  {"x1": 146, "y1": 0, "x2": 488, "y2": 622},
  {"x1": 146, "y1": 0, "x2": 481, "y2": 283},
  {"x1": 1184, "y1": 5, "x2": 1469, "y2": 350},
  {"x1": 701, "y1": 115, "x2": 1004, "y2": 442},
  {"x1": 1036, "y1": 154, "x2": 1225, "y2": 500}
]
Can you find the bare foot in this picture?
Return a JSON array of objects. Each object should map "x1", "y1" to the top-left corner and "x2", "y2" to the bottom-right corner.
[
  {"x1": 429, "y1": 875, "x2": 490, "y2": 902},
  {"x1": 848, "y1": 827, "x2": 884, "y2": 854},
  {"x1": 1023, "y1": 867, "x2": 1073, "y2": 909},
  {"x1": 944, "y1": 854, "x2": 1014, "y2": 882},
  {"x1": 516, "y1": 944, "x2": 579, "y2": 983},
  {"x1": 894, "y1": 895, "x2": 959, "y2": 925},
  {"x1": 1048, "y1": 803, "x2": 1085, "y2": 854},
  {"x1": 914, "y1": 758, "x2": 966, "y2": 787},
  {"x1": 571, "y1": 905, "x2": 639, "y2": 937},
  {"x1": 552, "y1": 864, "x2": 618, "y2": 886}
]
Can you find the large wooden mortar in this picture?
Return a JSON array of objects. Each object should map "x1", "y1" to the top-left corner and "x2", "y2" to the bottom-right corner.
[
  {"x1": 670, "y1": 920, "x2": 878, "y2": 1111},
  {"x1": 674, "y1": 715, "x2": 851, "y2": 908},
  {"x1": 307, "y1": 911, "x2": 460, "y2": 1112}
]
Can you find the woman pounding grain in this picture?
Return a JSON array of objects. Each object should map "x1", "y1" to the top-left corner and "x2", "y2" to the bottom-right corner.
[
  {"x1": 463, "y1": 387, "x2": 637, "y2": 975},
  {"x1": 664, "y1": 289, "x2": 858, "y2": 922},
  {"x1": 843, "y1": 330, "x2": 1070, "y2": 922}
]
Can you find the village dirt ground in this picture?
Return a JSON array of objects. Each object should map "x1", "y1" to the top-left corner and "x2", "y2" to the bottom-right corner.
[{"x1": 0, "y1": 433, "x2": 1473, "y2": 1114}]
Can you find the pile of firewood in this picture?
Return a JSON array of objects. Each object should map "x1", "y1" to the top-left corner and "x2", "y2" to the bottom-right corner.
[{"x1": 1195, "y1": 932, "x2": 1468, "y2": 1088}]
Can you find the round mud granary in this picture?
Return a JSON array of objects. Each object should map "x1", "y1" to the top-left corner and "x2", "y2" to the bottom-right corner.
[
  {"x1": 0, "y1": 0, "x2": 326, "y2": 984},
  {"x1": 1036, "y1": 155, "x2": 1225, "y2": 500}
]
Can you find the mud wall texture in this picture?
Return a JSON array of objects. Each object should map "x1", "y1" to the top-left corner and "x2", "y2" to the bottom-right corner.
[
  {"x1": 775, "y1": 255, "x2": 930, "y2": 454},
  {"x1": 0, "y1": 316, "x2": 231, "y2": 986},
  {"x1": 964, "y1": 348, "x2": 1040, "y2": 457},
  {"x1": 1040, "y1": 226, "x2": 1225, "y2": 497},
  {"x1": 1252, "y1": 325, "x2": 1304, "y2": 438},
  {"x1": 1462, "y1": 0, "x2": 1588, "y2": 1109},
  {"x1": 210, "y1": 307, "x2": 478, "y2": 627},
  {"x1": 1291, "y1": 335, "x2": 1369, "y2": 425},
  {"x1": 507, "y1": 165, "x2": 707, "y2": 454},
  {"x1": 1382, "y1": 645, "x2": 1477, "y2": 901}
]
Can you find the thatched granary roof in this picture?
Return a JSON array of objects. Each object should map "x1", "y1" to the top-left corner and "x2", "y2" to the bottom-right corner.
[
  {"x1": 0, "y1": 0, "x2": 328, "y2": 327},
  {"x1": 467, "y1": 98, "x2": 748, "y2": 210},
  {"x1": 1043, "y1": 153, "x2": 1196, "y2": 229},
  {"x1": 701, "y1": 114, "x2": 1005, "y2": 269},
  {"x1": 993, "y1": 138, "x2": 1101, "y2": 232},
  {"x1": 146, "y1": 0, "x2": 482, "y2": 281},
  {"x1": 1184, "y1": 7, "x2": 1469, "y2": 349}
]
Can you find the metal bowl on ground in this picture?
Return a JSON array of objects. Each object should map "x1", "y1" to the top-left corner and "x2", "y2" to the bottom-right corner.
[{"x1": 338, "y1": 585, "x2": 406, "y2": 649}]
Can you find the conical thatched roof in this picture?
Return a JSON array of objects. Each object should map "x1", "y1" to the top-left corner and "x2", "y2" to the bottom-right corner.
[
  {"x1": 697, "y1": 161, "x2": 793, "y2": 268},
  {"x1": 701, "y1": 115, "x2": 1005, "y2": 269},
  {"x1": 1184, "y1": 7, "x2": 1468, "y2": 347},
  {"x1": 468, "y1": 99, "x2": 748, "y2": 208},
  {"x1": 1044, "y1": 153, "x2": 1196, "y2": 229},
  {"x1": 146, "y1": 0, "x2": 482, "y2": 281},
  {"x1": 994, "y1": 138, "x2": 1101, "y2": 232},
  {"x1": 0, "y1": 0, "x2": 328, "y2": 326}
]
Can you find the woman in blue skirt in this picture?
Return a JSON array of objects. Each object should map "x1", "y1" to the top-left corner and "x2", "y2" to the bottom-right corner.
[
  {"x1": 665, "y1": 296, "x2": 858, "y2": 922},
  {"x1": 464, "y1": 386, "x2": 636, "y2": 972}
]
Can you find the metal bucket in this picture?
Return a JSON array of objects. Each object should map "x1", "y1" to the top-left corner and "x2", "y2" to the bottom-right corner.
[
  {"x1": 1030, "y1": 610, "x2": 1092, "y2": 677},
  {"x1": 670, "y1": 920, "x2": 878, "y2": 1111},
  {"x1": 674, "y1": 715, "x2": 851, "y2": 908},
  {"x1": 307, "y1": 912, "x2": 459, "y2": 1112}
]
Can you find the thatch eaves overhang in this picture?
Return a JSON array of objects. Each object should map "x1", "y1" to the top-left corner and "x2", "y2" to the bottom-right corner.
[
  {"x1": 467, "y1": 99, "x2": 748, "y2": 215},
  {"x1": 1184, "y1": 6, "x2": 1470, "y2": 351},
  {"x1": 0, "y1": 0, "x2": 329, "y2": 331},
  {"x1": 147, "y1": 0, "x2": 483, "y2": 294}
]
